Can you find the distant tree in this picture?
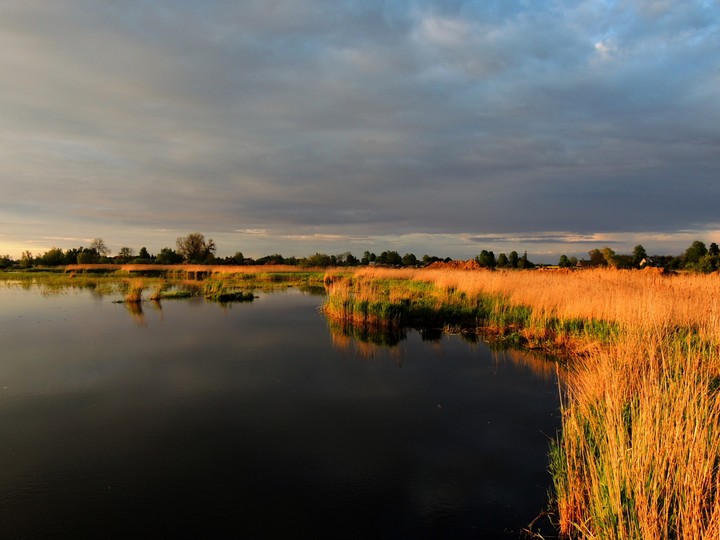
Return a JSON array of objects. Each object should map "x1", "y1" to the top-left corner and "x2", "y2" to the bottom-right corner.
[
  {"x1": 176, "y1": 233, "x2": 216, "y2": 263},
  {"x1": 614, "y1": 254, "x2": 634, "y2": 269},
  {"x1": 601, "y1": 247, "x2": 617, "y2": 268},
  {"x1": 377, "y1": 251, "x2": 402, "y2": 266},
  {"x1": 569, "y1": 256, "x2": 578, "y2": 267},
  {"x1": 19, "y1": 250, "x2": 34, "y2": 268},
  {"x1": 306, "y1": 253, "x2": 333, "y2": 267},
  {"x1": 256, "y1": 254, "x2": 286, "y2": 265},
  {"x1": 508, "y1": 251, "x2": 519, "y2": 268},
  {"x1": 558, "y1": 254, "x2": 571, "y2": 268},
  {"x1": 40, "y1": 247, "x2": 66, "y2": 266},
  {"x1": 156, "y1": 247, "x2": 183, "y2": 265},
  {"x1": 684, "y1": 240, "x2": 708, "y2": 265},
  {"x1": 229, "y1": 251, "x2": 245, "y2": 265},
  {"x1": 90, "y1": 238, "x2": 111, "y2": 258},
  {"x1": 632, "y1": 245, "x2": 648, "y2": 267},
  {"x1": 334, "y1": 252, "x2": 357, "y2": 265},
  {"x1": 76, "y1": 248, "x2": 99, "y2": 264},
  {"x1": 139, "y1": 247, "x2": 151, "y2": 259},
  {"x1": 697, "y1": 254, "x2": 719, "y2": 273},
  {"x1": 496, "y1": 253, "x2": 509, "y2": 268},
  {"x1": 117, "y1": 247, "x2": 135, "y2": 262},
  {"x1": 588, "y1": 249, "x2": 606, "y2": 266},
  {"x1": 709, "y1": 243, "x2": 720, "y2": 257},
  {"x1": 0, "y1": 254, "x2": 13, "y2": 268},
  {"x1": 65, "y1": 247, "x2": 81, "y2": 263},
  {"x1": 402, "y1": 253, "x2": 418, "y2": 266},
  {"x1": 476, "y1": 250, "x2": 496, "y2": 268},
  {"x1": 518, "y1": 251, "x2": 534, "y2": 269}
]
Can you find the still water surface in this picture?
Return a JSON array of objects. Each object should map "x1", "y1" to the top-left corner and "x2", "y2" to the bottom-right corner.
[{"x1": 0, "y1": 285, "x2": 560, "y2": 538}]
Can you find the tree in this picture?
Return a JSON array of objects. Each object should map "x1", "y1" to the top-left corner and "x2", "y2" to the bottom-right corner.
[
  {"x1": 508, "y1": 251, "x2": 519, "y2": 268},
  {"x1": 306, "y1": 253, "x2": 332, "y2": 267},
  {"x1": 0, "y1": 254, "x2": 12, "y2": 268},
  {"x1": 632, "y1": 245, "x2": 648, "y2": 267},
  {"x1": 139, "y1": 247, "x2": 150, "y2": 259},
  {"x1": 518, "y1": 251, "x2": 534, "y2": 269},
  {"x1": 709, "y1": 243, "x2": 720, "y2": 257},
  {"x1": 117, "y1": 247, "x2": 135, "y2": 261},
  {"x1": 76, "y1": 248, "x2": 98, "y2": 264},
  {"x1": 176, "y1": 233, "x2": 216, "y2": 263},
  {"x1": 256, "y1": 253, "x2": 285, "y2": 265},
  {"x1": 90, "y1": 238, "x2": 111, "y2": 258},
  {"x1": 588, "y1": 249, "x2": 606, "y2": 266},
  {"x1": 697, "y1": 254, "x2": 718, "y2": 273},
  {"x1": 156, "y1": 247, "x2": 183, "y2": 265},
  {"x1": 684, "y1": 240, "x2": 707, "y2": 265},
  {"x1": 476, "y1": 250, "x2": 496, "y2": 268},
  {"x1": 601, "y1": 247, "x2": 617, "y2": 268},
  {"x1": 229, "y1": 251, "x2": 245, "y2": 265},
  {"x1": 558, "y1": 254, "x2": 570, "y2": 268},
  {"x1": 40, "y1": 247, "x2": 66, "y2": 266},
  {"x1": 19, "y1": 250, "x2": 34, "y2": 268},
  {"x1": 377, "y1": 251, "x2": 402, "y2": 266},
  {"x1": 496, "y1": 253, "x2": 509, "y2": 268},
  {"x1": 402, "y1": 253, "x2": 417, "y2": 266}
]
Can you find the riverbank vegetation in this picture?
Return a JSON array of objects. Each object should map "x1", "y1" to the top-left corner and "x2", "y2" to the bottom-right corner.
[
  {"x1": 0, "y1": 265, "x2": 326, "y2": 302},
  {"x1": 322, "y1": 266, "x2": 720, "y2": 539}
]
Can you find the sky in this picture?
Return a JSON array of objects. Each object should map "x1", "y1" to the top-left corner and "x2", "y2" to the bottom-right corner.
[{"x1": 1, "y1": 0, "x2": 719, "y2": 262}]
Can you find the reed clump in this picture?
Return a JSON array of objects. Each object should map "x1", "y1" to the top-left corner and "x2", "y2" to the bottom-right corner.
[
  {"x1": 551, "y1": 330, "x2": 720, "y2": 539},
  {"x1": 123, "y1": 279, "x2": 147, "y2": 303}
]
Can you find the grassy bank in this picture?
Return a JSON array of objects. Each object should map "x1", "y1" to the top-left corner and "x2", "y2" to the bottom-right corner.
[
  {"x1": 322, "y1": 267, "x2": 720, "y2": 538},
  {"x1": 1, "y1": 265, "x2": 325, "y2": 301}
]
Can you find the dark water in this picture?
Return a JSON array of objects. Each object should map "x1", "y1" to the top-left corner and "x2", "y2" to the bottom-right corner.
[{"x1": 0, "y1": 285, "x2": 560, "y2": 538}]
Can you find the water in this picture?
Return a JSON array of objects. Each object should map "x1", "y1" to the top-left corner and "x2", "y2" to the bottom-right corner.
[{"x1": 0, "y1": 285, "x2": 560, "y2": 538}]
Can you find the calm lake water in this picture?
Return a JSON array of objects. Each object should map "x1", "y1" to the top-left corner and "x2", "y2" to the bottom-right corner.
[{"x1": 0, "y1": 284, "x2": 560, "y2": 538}]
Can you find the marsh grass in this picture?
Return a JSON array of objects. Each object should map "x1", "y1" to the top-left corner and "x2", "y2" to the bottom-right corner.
[{"x1": 124, "y1": 279, "x2": 146, "y2": 303}]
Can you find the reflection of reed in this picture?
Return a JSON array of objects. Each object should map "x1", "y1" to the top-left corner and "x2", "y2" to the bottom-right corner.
[
  {"x1": 123, "y1": 300, "x2": 146, "y2": 326},
  {"x1": 491, "y1": 348, "x2": 558, "y2": 382},
  {"x1": 327, "y1": 319, "x2": 405, "y2": 361}
]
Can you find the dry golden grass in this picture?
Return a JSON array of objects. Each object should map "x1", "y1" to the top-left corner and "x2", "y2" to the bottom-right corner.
[
  {"x1": 553, "y1": 331, "x2": 720, "y2": 539},
  {"x1": 344, "y1": 266, "x2": 720, "y2": 341}
]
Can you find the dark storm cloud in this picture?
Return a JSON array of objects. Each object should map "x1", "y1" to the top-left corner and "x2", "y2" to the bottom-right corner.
[{"x1": 1, "y1": 0, "x2": 718, "y2": 258}]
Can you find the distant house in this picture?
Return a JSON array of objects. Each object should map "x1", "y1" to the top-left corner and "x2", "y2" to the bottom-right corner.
[{"x1": 639, "y1": 257, "x2": 656, "y2": 268}]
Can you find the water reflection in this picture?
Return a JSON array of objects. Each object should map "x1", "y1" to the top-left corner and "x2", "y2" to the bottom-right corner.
[
  {"x1": 328, "y1": 319, "x2": 557, "y2": 381},
  {"x1": 0, "y1": 285, "x2": 560, "y2": 538}
]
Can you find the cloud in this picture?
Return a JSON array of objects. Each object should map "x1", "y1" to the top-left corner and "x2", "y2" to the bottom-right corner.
[{"x1": 0, "y1": 1, "x2": 718, "y2": 260}]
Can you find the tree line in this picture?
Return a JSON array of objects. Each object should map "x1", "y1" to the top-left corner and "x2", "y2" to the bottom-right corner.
[
  {"x1": 555, "y1": 241, "x2": 720, "y2": 273},
  {"x1": 2, "y1": 234, "x2": 718, "y2": 274},
  {"x1": 0, "y1": 233, "x2": 452, "y2": 269}
]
